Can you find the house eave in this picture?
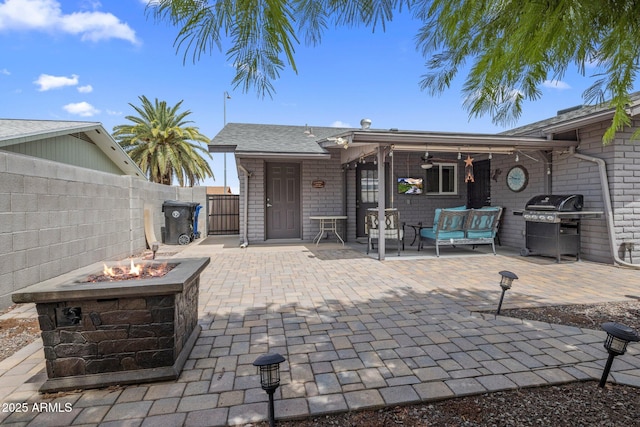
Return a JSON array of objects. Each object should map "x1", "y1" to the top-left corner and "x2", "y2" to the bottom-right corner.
[
  {"x1": 320, "y1": 130, "x2": 578, "y2": 152},
  {"x1": 208, "y1": 144, "x2": 237, "y2": 153},
  {"x1": 541, "y1": 111, "x2": 615, "y2": 135},
  {"x1": 235, "y1": 151, "x2": 332, "y2": 160}
]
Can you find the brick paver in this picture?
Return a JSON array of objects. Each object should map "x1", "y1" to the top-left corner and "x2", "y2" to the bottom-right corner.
[{"x1": 1, "y1": 238, "x2": 639, "y2": 426}]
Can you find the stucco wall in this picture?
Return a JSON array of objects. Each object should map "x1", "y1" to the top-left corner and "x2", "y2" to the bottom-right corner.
[{"x1": 0, "y1": 150, "x2": 206, "y2": 309}]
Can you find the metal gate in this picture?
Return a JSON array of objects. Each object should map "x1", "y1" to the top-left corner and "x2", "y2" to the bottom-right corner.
[{"x1": 207, "y1": 195, "x2": 239, "y2": 235}]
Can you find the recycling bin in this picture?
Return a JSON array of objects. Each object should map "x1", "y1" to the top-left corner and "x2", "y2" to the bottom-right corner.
[
  {"x1": 193, "y1": 204, "x2": 202, "y2": 239},
  {"x1": 162, "y1": 201, "x2": 200, "y2": 245}
]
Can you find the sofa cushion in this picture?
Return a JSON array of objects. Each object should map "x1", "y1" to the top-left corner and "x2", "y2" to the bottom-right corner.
[
  {"x1": 466, "y1": 230, "x2": 494, "y2": 239},
  {"x1": 420, "y1": 228, "x2": 465, "y2": 240},
  {"x1": 369, "y1": 228, "x2": 404, "y2": 239},
  {"x1": 432, "y1": 205, "x2": 467, "y2": 228}
]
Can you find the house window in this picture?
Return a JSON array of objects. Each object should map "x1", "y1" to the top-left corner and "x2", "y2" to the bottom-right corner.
[
  {"x1": 360, "y1": 169, "x2": 378, "y2": 203},
  {"x1": 425, "y1": 163, "x2": 458, "y2": 195}
]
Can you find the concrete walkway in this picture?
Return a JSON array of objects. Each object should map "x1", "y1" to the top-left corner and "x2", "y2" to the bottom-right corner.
[{"x1": 1, "y1": 237, "x2": 639, "y2": 426}]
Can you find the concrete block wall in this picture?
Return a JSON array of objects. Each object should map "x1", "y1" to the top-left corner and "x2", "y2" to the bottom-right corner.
[
  {"x1": 302, "y1": 151, "x2": 345, "y2": 241},
  {"x1": 492, "y1": 118, "x2": 640, "y2": 264},
  {"x1": 551, "y1": 123, "x2": 611, "y2": 263},
  {"x1": 0, "y1": 151, "x2": 206, "y2": 309},
  {"x1": 490, "y1": 154, "x2": 547, "y2": 251},
  {"x1": 571, "y1": 119, "x2": 640, "y2": 264},
  {"x1": 237, "y1": 154, "x2": 346, "y2": 243},
  {"x1": 237, "y1": 158, "x2": 265, "y2": 243},
  {"x1": 611, "y1": 121, "x2": 640, "y2": 264},
  {"x1": 389, "y1": 152, "x2": 467, "y2": 230}
]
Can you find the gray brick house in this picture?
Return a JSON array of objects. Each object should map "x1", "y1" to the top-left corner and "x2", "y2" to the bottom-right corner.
[{"x1": 209, "y1": 96, "x2": 640, "y2": 265}]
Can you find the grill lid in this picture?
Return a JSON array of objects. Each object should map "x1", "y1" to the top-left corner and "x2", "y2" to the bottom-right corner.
[{"x1": 525, "y1": 194, "x2": 584, "y2": 211}]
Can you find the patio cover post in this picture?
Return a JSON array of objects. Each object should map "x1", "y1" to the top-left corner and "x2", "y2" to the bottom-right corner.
[{"x1": 377, "y1": 145, "x2": 386, "y2": 260}]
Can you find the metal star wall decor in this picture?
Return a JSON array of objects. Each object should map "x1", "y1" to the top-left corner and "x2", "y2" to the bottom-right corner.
[{"x1": 464, "y1": 154, "x2": 475, "y2": 182}]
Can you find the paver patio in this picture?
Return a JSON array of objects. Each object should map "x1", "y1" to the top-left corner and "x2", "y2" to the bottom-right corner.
[{"x1": 1, "y1": 237, "x2": 639, "y2": 426}]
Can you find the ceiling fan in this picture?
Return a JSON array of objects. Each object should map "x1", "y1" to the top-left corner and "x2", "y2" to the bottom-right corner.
[{"x1": 420, "y1": 152, "x2": 451, "y2": 169}]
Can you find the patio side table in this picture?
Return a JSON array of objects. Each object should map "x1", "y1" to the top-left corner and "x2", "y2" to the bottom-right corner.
[
  {"x1": 406, "y1": 222, "x2": 423, "y2": 246},
  {"x1": 310, "y1": 216, "x2": 348, "y2": 245}
]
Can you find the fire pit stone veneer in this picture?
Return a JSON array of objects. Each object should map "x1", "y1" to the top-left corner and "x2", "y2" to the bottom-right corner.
[{"x1": 12, "y1": 257, "x2": 210, "y2": 393}]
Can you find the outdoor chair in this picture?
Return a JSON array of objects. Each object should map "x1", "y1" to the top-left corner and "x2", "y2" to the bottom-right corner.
[{"x1": 365, "y1": 209, "x2": 405, "y2": 256}]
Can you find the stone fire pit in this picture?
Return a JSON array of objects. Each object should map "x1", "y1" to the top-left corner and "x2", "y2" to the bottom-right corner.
[{"x1": 12, "y1": 257, "x2": 210, "y2": 393}]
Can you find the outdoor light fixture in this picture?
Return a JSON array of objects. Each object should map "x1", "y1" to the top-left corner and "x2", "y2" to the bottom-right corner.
[
  {"x1": 496, "y1": 270, "x2": 518, "y2": 315},
  {"x1": 253, "y1": 353, "x2": 286, "y2": 427},
  {"x1": 599, "y1": 322, "x2": 639, "y2": 387}
]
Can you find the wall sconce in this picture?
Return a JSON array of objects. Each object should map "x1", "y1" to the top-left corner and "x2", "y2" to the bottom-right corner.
[
  {"x1": 496, "y1": 270, "x2": 518, "y2": 315},
  {"x1": 599, "y1": 322, "x2": 639, "y2": 387},
  {"x1": 253, "y1": 353, "x2": 286, "y2": 427}
]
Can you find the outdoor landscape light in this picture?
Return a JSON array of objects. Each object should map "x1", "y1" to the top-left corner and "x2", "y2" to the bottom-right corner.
[
  {"x1": 599, "y1": 322, "x2": 639, "y2": 387},
  {"x1": 496, "y1": 270, "x2": 518, "y2": 315},
  {"x1": 253, "y1": 353, "x2": 286, "y2": 427}
]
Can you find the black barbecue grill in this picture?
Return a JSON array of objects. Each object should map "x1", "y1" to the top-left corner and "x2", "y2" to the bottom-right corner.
[{"x1": 521, "y1": 194, "x2": 600, "y2": 262}]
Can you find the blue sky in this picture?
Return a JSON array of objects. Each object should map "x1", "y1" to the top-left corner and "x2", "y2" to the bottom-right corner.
[{"x1": 0, "y1": 0, "x2": 621, "y2": 193}]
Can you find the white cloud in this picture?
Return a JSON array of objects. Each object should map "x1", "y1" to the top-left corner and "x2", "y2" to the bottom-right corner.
[
  {"x1": 331, "y1": 120, "x2": 352, "y2": 128},
  {"x1": 542, "y1": 80, "x2": 571, "y2": 90},
  {"x1": 34, "y1": 73, "x2": 78, "y2": 91},
  {"x1": 0, "y1": 0, "x2": 140, "y2": 45},
  {"x1": 106, "y1": 109, "x2": 122, "y2": 115},
  {"x1": 0, "y1": 68, "x2": 10, "y2": 75},
  {"x1": 63, "y1": 101, "x2": 100, "y2": 117},
  {"x1": 77, "y1": 84, "x2": 93, "y2": 93}
]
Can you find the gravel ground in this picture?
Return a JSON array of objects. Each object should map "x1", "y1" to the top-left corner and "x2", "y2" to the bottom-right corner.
[
  {"x1": 0, "y1": 305, "x2": 40, "y2": 362},
  {"x1": 2, "y1": 301, "x2": 640, "y2": 426}
]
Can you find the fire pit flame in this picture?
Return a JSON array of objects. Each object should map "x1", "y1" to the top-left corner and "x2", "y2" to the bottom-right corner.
[
  {"x1": 103, "y1": 264, "x2": 115, "y2": 276},
  {"x1": 90, "y1": 260, "x2": 175, "y2": 283},
  {"x1": 129, "y1": 259, "x2": 141, "y2": 276}
]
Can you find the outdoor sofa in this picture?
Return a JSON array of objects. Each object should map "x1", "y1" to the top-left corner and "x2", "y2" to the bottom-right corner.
[{"x1": 418, "y1": 206, "x2": 503, "y2": 256}]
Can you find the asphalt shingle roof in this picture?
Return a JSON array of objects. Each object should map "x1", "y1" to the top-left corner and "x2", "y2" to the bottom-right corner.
[
  {"x1": 209, "y1": 123, "x2": 352, "y2": 155},
  {"x1": 502, "y1": 91, "x2": 640, "y2": 136},
  {"x1": 0, "y1": 118, "x2": 100, "y2": 142}
]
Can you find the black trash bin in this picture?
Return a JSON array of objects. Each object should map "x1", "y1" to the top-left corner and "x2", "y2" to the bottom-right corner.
[{"x1": 162, "y1": 201, "x2": 199, "y2": 245}]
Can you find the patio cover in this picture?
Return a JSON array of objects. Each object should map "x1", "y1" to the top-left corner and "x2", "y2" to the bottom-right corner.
[{"x1": 317, "y1": 129, "x2": 579, "y2": 166}]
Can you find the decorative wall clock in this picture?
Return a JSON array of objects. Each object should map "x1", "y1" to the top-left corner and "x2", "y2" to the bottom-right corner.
[{"x1": 506, "y1": 165, "x2": 528, "y2": 192}]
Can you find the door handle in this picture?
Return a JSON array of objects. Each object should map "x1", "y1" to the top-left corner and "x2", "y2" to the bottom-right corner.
[{"x1": 266, "y1": 203, "x2": 272, "y2": 208}]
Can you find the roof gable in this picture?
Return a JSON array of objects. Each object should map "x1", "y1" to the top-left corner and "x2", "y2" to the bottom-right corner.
[{"x1": 0, "y1": 119, "x2": 145, "y2": 178}]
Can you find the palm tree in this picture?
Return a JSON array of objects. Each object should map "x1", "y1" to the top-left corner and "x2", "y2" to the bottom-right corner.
[
  {"x1": 148, "y1": 0, "x2": 640, "y2": 143},
  {"x1": 113, "y1": 95, "x2": 214, "y2": 186}
]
